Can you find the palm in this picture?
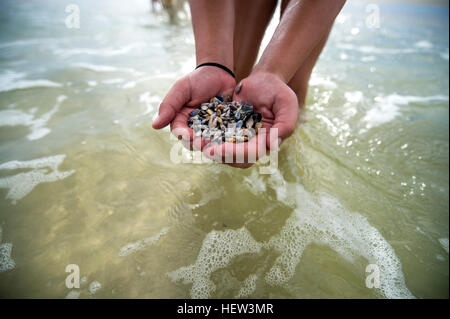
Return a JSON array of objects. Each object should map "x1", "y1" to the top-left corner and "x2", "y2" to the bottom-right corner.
[
  {"x1": 234, "y1": 72, "x2": 298, "y2": 137},
  {"x1": 203, "y1": 72, "x2": 299, "y2": 168},
  {"x1": 152, "y1": 67, "x2": 235, "y2": 149},
  {"x1": 185, "y1": 68, "x2": 236, "y2": 108}
]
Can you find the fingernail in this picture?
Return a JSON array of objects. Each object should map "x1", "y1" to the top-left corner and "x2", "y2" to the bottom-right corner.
[{"x1": 235, "y1": 83, "x2": 242, "y2": 94}]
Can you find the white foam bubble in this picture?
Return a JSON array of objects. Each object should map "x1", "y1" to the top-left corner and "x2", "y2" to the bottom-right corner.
[
  {"x1": 181, "y1": 57, "x2": 196, "y2": 75},
  {"x1": 88, "y1": 281, "x2": 102, "y2": 295},
  {"x1": 243, "y1": 169, "x2": 267, "y2": 196},
  {"x1": 309, "y1": 74, "x2": 337, "y2": 89},
  {"x1": 65, "y1": 290, "x2": 81, "y2": 299},
  {"x1": 54, "y1": 42, "x2": 146, "y2": 57},
  {"x1": 72, "y1": 63, "x2": 144, "y2": 76},
  {"x1": 118, "y1": 227, "x2": 169, "y2": 257},
  {"x1": 337, "y1": 43, "x2": 417, "y2": 55},
  {"x1": 0, "y1": 70, "x2": 62, "y2": 93},
  {"x1": 361, "y1": 55, "x2": 376, "y2": 62},
  {"x1": 0, "y1": 226, "x2": 15, "y2": 273},
  {"x1": 263, "y1": 172, "x2": 415, "y2": 299},
  {"x1": 316, "y1": 114, "x2": 340, "y2": 137},
  {"x1": 121, "y1": 73, "x2": 177, "y2": 89},
  {"x1": 438, "y1": 238, "x2": 449, "y2": 254},
  {"x1": 0, "y1": 39, "x2": 44, "y2": 49},
  {"x1": 362, "y1": 98, "x2": 400, "y2": 130},
  {"x1": 235, "y1": 274, "x2": 258, "y2": 298},
  {"x1": 102, "y1": 78, "x2": 125, "y2": 84},
  {"x1": 0, "y1": 154, "x2": 75, "y2": 204},
  {"x1": 167, "y1": 227, "x2": 262, "y2": 299},
  {"x1": 0, "y1": 95, "x2": 67, "y2": 140},
  {"x1": 0, "y1": 109, "x2": 34, "y2": 127},
  {"x1": 362, "y1": 94, "x2": 449, "y2": 131},
  {"x1": 414, "y1": 41, "x2": 433, "y2": 49},
  {"x1": 139, "y1": 92, "x2": 161, "y2": 115},
  {"x1": 350, "y1": 27, "x2": 360, "y2": 35},
  {"x1": 168, "y1": 171, "x2": 415, "y2": 299},
  {"x1": 345, "y1": 91, "x2": 364, "y2": 103}
]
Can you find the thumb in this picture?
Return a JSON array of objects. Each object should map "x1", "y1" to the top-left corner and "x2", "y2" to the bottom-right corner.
[
  {"x1": 266, "y1": 92, "x2": 298, "y2": 150},
  {"x1": 152, "y1": 79, "x2": 190, "y2": 129}
]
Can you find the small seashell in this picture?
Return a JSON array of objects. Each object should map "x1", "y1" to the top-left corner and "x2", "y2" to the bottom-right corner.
[
  {"x1": 189, "y1": 109, "x2": 199, "y2": 116},
  {"x1": 228, "y1": 122, "x2": 236, "y2": 130},
  {"x1": 246, "y1": 128, "x2": 256, "y2": 138},
  {"x1": 245, "y1": 117, "x2": 254, "y2": 129},
  {"x1": 209, "y1": 116, "x2": 218, "y2": 129},
  {"x1": 242, "y1": 104, "x2": 253, "y2": 113},
  {"x1": 255, "y1": 122, "x2": 262, "y2": 133},
  {"x1": 187, "y1": 97, "x2": 260, "y2": 144},
  {"x1": 202, "y1": 129, "x2": 210, "y2": 138},
  {"x1": 252, "y1": 113, "x2": 262, "y2": 121}
]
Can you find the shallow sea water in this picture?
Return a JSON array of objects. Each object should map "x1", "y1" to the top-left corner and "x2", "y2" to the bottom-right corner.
[{"x1": 0, "y1": 0, "x2": 448, "y2": 298}]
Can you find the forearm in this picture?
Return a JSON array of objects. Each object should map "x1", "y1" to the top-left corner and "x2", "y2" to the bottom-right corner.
[
  {"x1": 188, "y1": 0, "x2": 235, "y2": 70},
  {"x1": 254, "y1": 0, "x2": 345, "y2": 83}
]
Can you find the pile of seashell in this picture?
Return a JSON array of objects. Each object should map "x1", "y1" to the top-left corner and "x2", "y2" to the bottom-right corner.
[{"x1": 187, "y1": 94, "x2": 262, "y2": 144}]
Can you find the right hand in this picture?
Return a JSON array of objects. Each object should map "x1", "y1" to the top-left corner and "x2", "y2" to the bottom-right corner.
[
  {"x1": 152, "y1": 66, "x2": 236, "y2": 150},
  {"x1": 202, "y1": 71, "x2": 299, "y2": 168}
]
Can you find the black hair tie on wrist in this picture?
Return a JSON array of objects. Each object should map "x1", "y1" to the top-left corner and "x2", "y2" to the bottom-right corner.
[{"x1": 196, "y1": 62, "x2": 235, "y2": 78}]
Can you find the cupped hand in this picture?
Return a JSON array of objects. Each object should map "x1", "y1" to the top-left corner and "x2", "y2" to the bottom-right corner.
[
  {"x1": 152, "y1": 66, "x2": 236, "y2": 150},
  {"x1": 202, "y1": 71, "x2": 299, "y2": 168}
]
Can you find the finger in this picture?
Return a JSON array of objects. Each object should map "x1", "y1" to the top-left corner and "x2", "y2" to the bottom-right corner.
[
  {"x1": 202, "y1": 131, "x2": 267, "y2": 167},
  {"x1": 152, "y1": 79, "x2": 190, "y2": 129},
  {"x1": 170, "y1": 108, "x2": 194, "y2": 150},
  {"x1": 267, "y1": 92, "x2": 298, "y2": 150},
  {"x1": 222, "y1": 87, "x2": 235, "y2": 102},
  {"x1": 171, "y1": 107, "x2": 214, "y2": 151}
]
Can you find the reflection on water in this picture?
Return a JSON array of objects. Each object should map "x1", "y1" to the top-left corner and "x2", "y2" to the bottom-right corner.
[{"x1": 0, "y1": 0, "x2": 448, "y2": 298}]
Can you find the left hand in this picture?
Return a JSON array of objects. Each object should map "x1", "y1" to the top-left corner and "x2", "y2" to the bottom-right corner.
[{"x1": 202, "y1": 71, "x2": 299, "y2": 168}]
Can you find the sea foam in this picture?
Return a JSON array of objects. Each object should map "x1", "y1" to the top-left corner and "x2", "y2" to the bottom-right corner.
[
  {"x1": 0, "y1": 154, "x2": 75, "y2": 204},
  {"x1": 167, "y1": 171, "x2": 415, "y2": 299},
  {"x1": 0, "y1": 95, "x2": 66, "y2": 140},
  {"x1": 118, "y1": 227, "x2": 169, "y2": 257},
  {"x1": 362, "y1": 94, "x2": 449, "y2": 131},
  {"x1": 0, "y1": 70, "x2": 62, "y2": 93},
  {"x1": 0, "y1": 226, "x2": 15, "y2": 273}
]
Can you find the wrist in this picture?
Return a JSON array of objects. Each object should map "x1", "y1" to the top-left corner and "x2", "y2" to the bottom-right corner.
[
  {"x1": 250, "y1": 65, "x2": 288, "y2": 83},
  {"x1": 196, "y1": 36, "x2": 234, "y2": 73},
  {"x1": 196, "y1": 52, "x2": 234, "y2": 74},
  {"x1": 252, "y1": 63, "x2": 288, "y2": 83},
  {"x1": 196, "y1": 62, "x2": 235, "y2": 79}
]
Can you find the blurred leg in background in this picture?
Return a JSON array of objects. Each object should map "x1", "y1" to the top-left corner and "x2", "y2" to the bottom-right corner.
[
  {"x1": 233, "y1": 0, "x2": 332, "y2": 107},
  {"x1": 233, "y1": 0, "x2": 278, "y2": 83},
  {"x1": 280, "y1": 0, "x2": 332, "y2": 107}
]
